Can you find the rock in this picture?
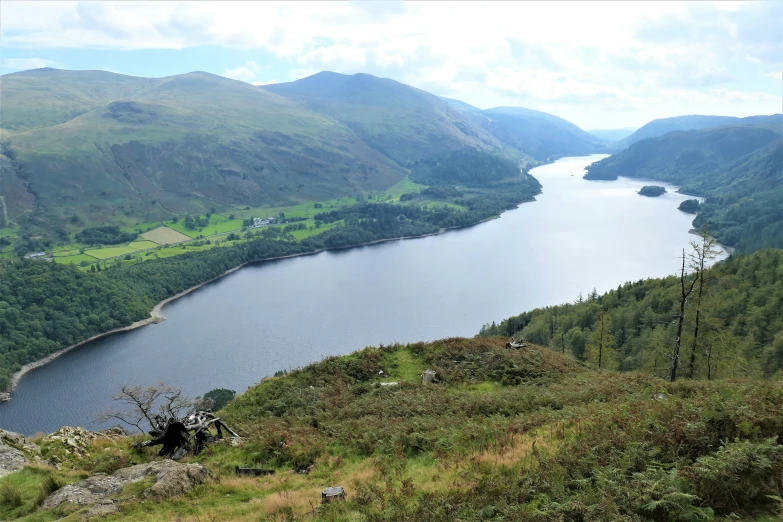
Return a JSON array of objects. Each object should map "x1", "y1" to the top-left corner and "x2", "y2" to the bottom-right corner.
[
  {"x1": 0, "y1": 429, "x2": 41, "y2": 478},
  {"x1": 42, "y1": 460, "x2": 214, "y2": 511},
  {"x1": 42, "y1": 426, "x2": 99, "y2": 457},
  {"x1": 97, "y1": 426, "x2": 127, "y2": 440},
  {"x1": 322, "y1": 486, "x2": 346, "y2": 503},
  {"x1": 422, "y1": 369, "x2": 437, "y2": 384},
  {"x1": 85, "y1": 499, "x2": 118, "y2": 517},
  {"x1": 0, "y1": 444, "x2": 30, "y2": 478}
]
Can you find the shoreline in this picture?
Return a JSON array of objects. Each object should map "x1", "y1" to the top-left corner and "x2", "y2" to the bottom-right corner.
[{"x1": 0, "y1": 203, "x2": 527, "y2": 402}]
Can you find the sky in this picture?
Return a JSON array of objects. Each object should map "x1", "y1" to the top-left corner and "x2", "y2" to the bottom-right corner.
[{"x1": 1, "y1": 1, "x2": 781, "y2": 129}]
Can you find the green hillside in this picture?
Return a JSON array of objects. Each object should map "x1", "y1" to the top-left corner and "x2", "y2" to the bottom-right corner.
[
  {"x1": 585, "y1": 121, "x2": 783, "y2": 251},
  {"x1": 0, "y1": 69, "x2": 156, "y2": 137},
  {"x1": 443, "y1": 99, "x2": 606, "y2": 160},
  {"x1": 480, "y1": 248, "x2": 783, "y2": 380},
  {"x1": 264, "y1": 72, "x2": 501, "y2": 166},
  {"x1": 0, "y1": 69, "x2": 406, "y2": 234},
  {"x1": 614, "y1": 113, "x2": 781, "y2": 150},
  {"x1": 3, "y1": 337, "x2": 782, "y2": 521}
]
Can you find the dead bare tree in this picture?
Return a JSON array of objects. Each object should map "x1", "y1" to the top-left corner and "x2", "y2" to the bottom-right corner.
[
  {"x1": 670, "y1": 249, "x2": 699, "y2": 382},
  {"x1": 98, "y1": 383, "x2": 194, "y2": 434},
  {"x1": 685, "y1": 232, "x2": 721, "y2": 378}
]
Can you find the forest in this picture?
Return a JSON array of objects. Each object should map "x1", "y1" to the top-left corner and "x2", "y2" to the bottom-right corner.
[
  {"x1": 409, "y1": 148, "x2": 526, "y2": 186},
  {"x1": 479, "y1": 247, "x2": 783, "y2": 380},
  {"x1": 74, "y1": 226, "x2": 138, "y2": 245}
]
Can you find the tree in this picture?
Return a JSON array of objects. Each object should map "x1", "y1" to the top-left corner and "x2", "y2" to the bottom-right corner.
[
  {"x1": 198, "y1": 388, "x2": 237, "y2": 411},
  {"x1": 98, "y1": 383, "x2": 194, "y2": 434},
  {"x1": 685, "y1": 231, "x2": 722, "y2": 378},
  {"x1": 670, "y1": 248, "x2": 699, "y2": 382},
  {"x1": 586, "y1": 312, "x2": 616, "y2": 369},
  {"x1": 565, "y1": 327, "x2": 586, "y2": 360}
]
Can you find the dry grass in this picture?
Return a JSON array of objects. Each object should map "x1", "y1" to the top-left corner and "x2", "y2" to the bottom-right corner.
[{"x1": 141, "y1": 226, "x2": 190, "y2": 245}]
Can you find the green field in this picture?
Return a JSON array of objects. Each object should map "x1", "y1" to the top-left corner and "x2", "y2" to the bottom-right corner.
[
  {"x1": 53, "y1": 254, "x2": 96, "y2": 264},
  {"x1": 24, "y1": 177, "x2": 469, "y2": 268},
  {"x1": 140, "y1": 227, "x2": 191, "y2": 244},
  {"x1": 86, "y1": 245, "x2": 150, "y2": 259}
]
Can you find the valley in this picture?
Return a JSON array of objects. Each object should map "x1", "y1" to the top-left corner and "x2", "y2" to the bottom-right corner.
[{"x1": 0, "y1": 57, "x2": 781, "y2": 521}]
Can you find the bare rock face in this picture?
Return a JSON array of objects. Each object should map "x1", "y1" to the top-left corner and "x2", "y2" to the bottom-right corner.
[
  {"x1": 42, "y1": 460, "x2": 214, "y2": 512},
  {"x1": 0, "y1": 428, "x2": 41, "y2": 478}
]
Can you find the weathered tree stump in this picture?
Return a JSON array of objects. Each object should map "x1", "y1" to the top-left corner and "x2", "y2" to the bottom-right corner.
[
  {"x1": 322, "y1": 486, "x2": 346, "y2": 504},
  {"x1": 422, "y1": 369, "x2": 437, "y2": 384}
]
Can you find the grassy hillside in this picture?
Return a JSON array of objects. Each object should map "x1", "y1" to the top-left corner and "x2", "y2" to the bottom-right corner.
[
  {"x1": 480, "y1": 248, "x2": 783, "y2": 380},
  {"x1": 614, "y1": 113, "x2": 781, "y2": 150},
  {"x1": 585, "y1": 121, "x2": 783, "y2": 251},
  {"x1": 0, "y1": 69, "x2": 406, "y2": 234},
  {"x1": 0, "y1": 69, "x2": 156, "y2": 137},
  {"x1": 443, "y1": 99, "x2": 606, "y2": 161},
  {"x1": 264, "y1": 72, "x2": 500, "y2": 166},
  {"x1": 3, "y1": 338, "x2": 782, "y2": 521}
]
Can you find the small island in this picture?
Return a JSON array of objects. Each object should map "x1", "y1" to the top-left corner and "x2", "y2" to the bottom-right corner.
[
  {"x1": 678, "y1": 199, "x2": 701, "y2": 214},
  {"x1": 638, "y1": 185, "x2": 666, "y2": 197}
]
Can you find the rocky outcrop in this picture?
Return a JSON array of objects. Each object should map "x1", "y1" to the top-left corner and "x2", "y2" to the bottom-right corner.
[
  {"x1": 0, "y1": 429, "x2": 41, "y2": 477},
  {"x1": 42, "y1": 460, "x2": 213, "y2": 513},
  {"x1": 42, "y1": 426, "x2": 99, "y2": 458}
]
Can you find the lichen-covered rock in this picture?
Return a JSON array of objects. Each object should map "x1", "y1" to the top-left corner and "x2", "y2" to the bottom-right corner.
[
  {"x1": 0, "y1": 429, "x2": 41, "y2": 477},
  {"x1": 42, "y1": 460, "x2": 214, "y2": 511},
  {"x1": 85, "y1": 499, "x2": 118, "y2": 517},
  {"x1": 42, "y1": 426, "x2": 99, "y2": 457}
]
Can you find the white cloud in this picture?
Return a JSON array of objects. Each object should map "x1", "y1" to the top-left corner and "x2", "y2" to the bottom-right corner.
[
  {"x1": 1, "y1": 57, "x2": 59, "y2": 70},
  {"x1": 223, "y1": 60, "x2": 261, "y2": 82},
  {"x1": 252, "y1": 80, "x2": 277, "y2": 86},
  {"x1": 1, "y1": 1, "x2": 780, "y2": 128}
]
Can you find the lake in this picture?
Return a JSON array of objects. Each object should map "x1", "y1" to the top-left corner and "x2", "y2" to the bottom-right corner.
[{"x1": 0, "y1": 155, "x2": 718, "y2": 434}]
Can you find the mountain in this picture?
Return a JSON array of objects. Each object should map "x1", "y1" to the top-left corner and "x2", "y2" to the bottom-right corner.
[
  {"x1": 614, "y1": 114, "x2": 781, "y2": 149},
  {"x1": 588, "y1": 127, "x2": 636, "y2": 142},
  {"x1": 0, "y1": 69, "x2": 406, "y2": 232},
  {"x1": 443, "y1": 98, "x2": 606, "y2": 160},
  {"x1": 585, "y1": 118, "x2": 783, "y2": 251},
  {"x1": 263, "y1": 72, "x2": 500, "y2": 166}
]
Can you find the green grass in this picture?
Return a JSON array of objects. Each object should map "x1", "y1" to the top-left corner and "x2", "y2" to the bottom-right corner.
[
  {"x1": 0, "y1": 466, "x2": 82, "y2": 521},
  {"x1": 53, "y1": 254, "x2": 96, "y2": 265},
  {"x1": 126, "y1": 240, "x2": 157, "y2": 250},
  {"x1": 85, "y1": 246, "x2": 143, "y2": 259}
]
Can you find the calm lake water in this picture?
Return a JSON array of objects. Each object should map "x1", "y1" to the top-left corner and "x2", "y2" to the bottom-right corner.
[{"x1": 0, "y1": 155, "x2": 718, "y2": 435}]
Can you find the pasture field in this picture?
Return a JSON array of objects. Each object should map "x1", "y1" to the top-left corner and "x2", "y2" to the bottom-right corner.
[
  {"x1": 141, "y1": 226, "x2": 191, "y2": 245},
  {"x1": 126, "y1": 240, "x2": 158, "y2": 250},
  {"x1": 85, "y1": 245, "x2": 143, "y2": 259},
  {"x1": 53, "y1": 254, "x2": 96, "y2": 264}
]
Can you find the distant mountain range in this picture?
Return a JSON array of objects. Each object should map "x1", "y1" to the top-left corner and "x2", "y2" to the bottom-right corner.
[
  {"x1": 0, "y1": 68, "x2": 605, "y2": 234},
  {"x1": 442, "y1": 99, "x2": 606, "y2": 161},
  {"x1": 612, "y1": 114, "x2": 781, "y2": 150},
  {"x1": 588, "y1": 128, "x2": 636, "y2": 142},
  {"x1": 2, "y1": 67, "x2": 779, "y2": 244}
]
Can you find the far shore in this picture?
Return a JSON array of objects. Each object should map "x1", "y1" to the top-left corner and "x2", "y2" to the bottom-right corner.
[{"x1": 0, "y1": 202, "x2": 531, "y2": 402}]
